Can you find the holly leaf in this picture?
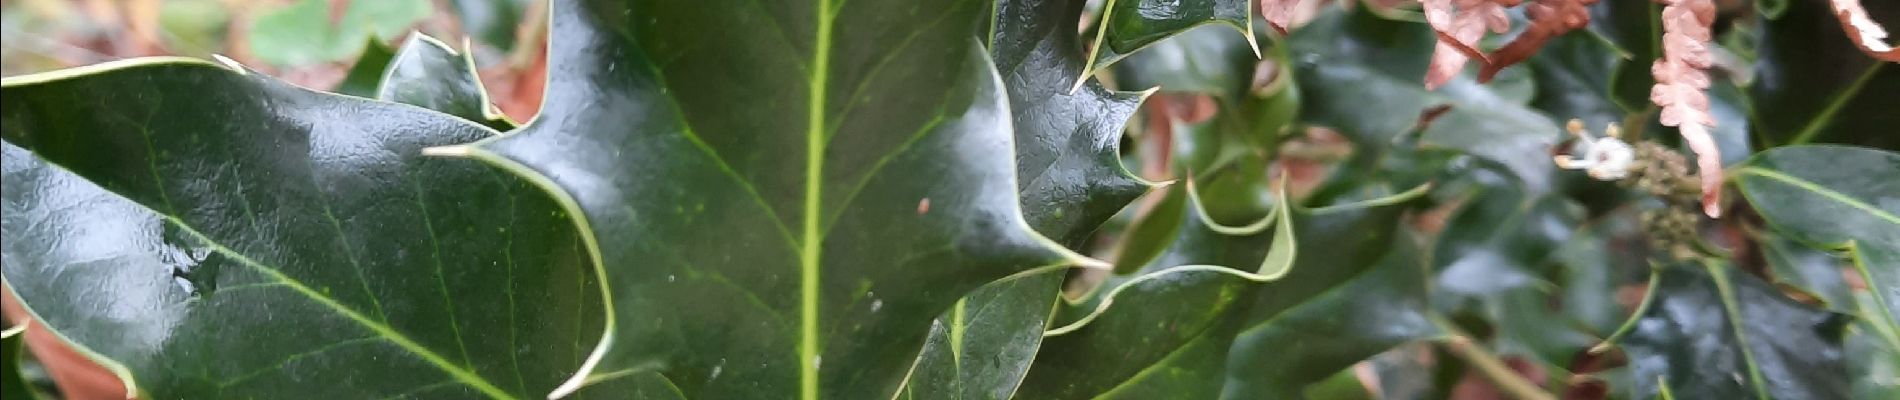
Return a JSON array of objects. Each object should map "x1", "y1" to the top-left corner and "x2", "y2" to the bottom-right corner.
[
  {"x1": 378, "y1": 35, "x2": 517, "y2": 131},
  {"x1": 1526, "y1": 31, "x2": 1625, "y2": 129},
  {"x1": 1077, "y1": 0, "x2": 1259, "y2": 90},
  {"x1": 1734, "y1": 145, "x2": 1900, "y2": 355},
  {"x1": 898, "y1": 0, "x2": 1159, "y2": 397},
  {"x1": 440, "y1": 1, "x2": 1098, "y2": 398},
  {"x1": 1110, "y1": 24, "x2": 1257, "y2": 97},
  {"x1": 995, "y1": 0, "x2": 1156, "y2": 249},
  {"x1": 1752, "y1": 0, "x2": 1900, "y2": 149},
  {"x1": 0, "y1": 57, "x2": 612, "y2": 399},
  {"x1": 1591, "y1": 0, "x2": 1661, "y2": 114},
  {"x1": 1016, "y1": 186, "x2": 1432, "y2": 399},
  {"x1": 896, "y1": 273, "x2": 1062, "y2": 400},
  {"x1": 1623, "y1": 263, "x2": 1852, "y2": 399},
  {"x1": 336, "y1": 38, "x2": 399, "y2": 98}
]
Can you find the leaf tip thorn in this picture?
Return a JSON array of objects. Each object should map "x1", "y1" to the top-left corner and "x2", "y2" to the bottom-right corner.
[
  {"x1": 210, "y1": 54, "x2": 247, "y2": 74},
  {"x1": 421, "y1": 146, "x2": 473, "y2": 157}
]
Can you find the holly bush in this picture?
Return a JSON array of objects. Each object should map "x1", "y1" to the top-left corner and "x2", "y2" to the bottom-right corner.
[{"x1": 1, "y1": 0, "x2": 1895, "y2": 399}]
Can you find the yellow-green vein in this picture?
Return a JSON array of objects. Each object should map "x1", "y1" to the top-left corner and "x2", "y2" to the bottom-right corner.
[
  {"x1": 162, "y1": 217, "x2": 514, "y2": 399},
  {"x1": 803, "y1": 0, "x2": 836, "y2": 398}
]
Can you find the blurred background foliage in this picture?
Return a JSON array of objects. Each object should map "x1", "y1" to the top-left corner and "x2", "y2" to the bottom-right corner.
[{"x1": 0, "y1": 0, "x2": 547, "y2": 119}]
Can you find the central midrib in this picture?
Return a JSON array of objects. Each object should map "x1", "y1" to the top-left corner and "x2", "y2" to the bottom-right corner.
[{"x1": 801, "y1": 1, "x2": 835, "y2": 400}]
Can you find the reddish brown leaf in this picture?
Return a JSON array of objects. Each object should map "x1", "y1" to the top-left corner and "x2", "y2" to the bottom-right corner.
[
  {"x1": 1262, "y1": 0, "x2": 1302, "y2": 34},
  {"x1": 1650, "y1": 0, "x2": 1723, "y2": 217},
  {"x1": 3, "y1": 287, "x2": 131, "y2": 400},
  {"x1": 1421, "y1": 0, "x2": 1516, "y2": 89},
  {"x1": 1831, "y1": 0, "x2": 1900, "y2": 62},
  {"x1": 1479, "y1": 0, "x2": 1600, "y2": 82}
]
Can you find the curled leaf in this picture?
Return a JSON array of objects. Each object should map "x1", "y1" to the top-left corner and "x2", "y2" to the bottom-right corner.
[
  {"x1": 1261, "y1": 0, "x2": 1302, "y2": 34},
  {"x1": 1832, "y1": 0, "x2": 1900, "y2": 62},
  {"x1": 1650, "y1": 0, "x2": 1723, "y2": 217},
  {"x1": 1423, "y1": 0, "x2": 1601, "y2": 87},
  {"x1": 1479, "y1": 0, "x2": 1600, "y2": 82}
]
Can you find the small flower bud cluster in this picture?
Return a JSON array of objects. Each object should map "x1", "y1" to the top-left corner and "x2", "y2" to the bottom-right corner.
[{"x1": 1555, "y1": 120, "x2": 1706, "y2": 258}]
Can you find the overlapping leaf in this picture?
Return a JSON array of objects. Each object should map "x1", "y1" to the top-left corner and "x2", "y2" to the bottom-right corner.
[
  {"x1": 335, "y1": 39, "x2": 400, "y2": 98},
  {"x1": 1291, "y1": 6, "x2": 1562, "y2": 193},
  {"x1": 1078, "y1": 0, "x2": 1259, "y2": 89},
  {"x1": 378, "y1": 35, "x2": 517, "y2": 130},
  {"x1": 898, "y1": 0, "x2": 1159, "y2": 397},
  {"x1": 443, "y1": 0, "x2": 1101, "y2": 398},
  {"x1": 1734, "y1": 145, "x2": 1900, "y2": 356},
  {"x1": 0, "y1": 57, "x2": 609, "y2": 399},
  {"x1": 1623, "y1": 263, "x2": 1851, "y2": 399},
  {"x1": 1016, "y1": 186, "x2": 1433, "y2": 399}
]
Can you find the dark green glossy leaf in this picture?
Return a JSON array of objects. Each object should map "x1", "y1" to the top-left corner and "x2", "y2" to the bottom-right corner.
[
  {"x1": 897, "y1": 0, "x2": 1160, "y2": 396},
  {"x1": 1760, "y1": 233, "x2": 1853, "y2": 312},
  {"x1": 1707, "y1": 81, "x2": 1753, "y2": 166},
  {"x1": 1847, "y1": 298, "x2": 1900, "y2": 399},
  {"x1": 1735, "y1": 145, "x2": 1900, "y2": 354},
  {"x1": 1623, "y1": 264, "x2": 1852, "y2": 400},
  {"x1": 994, "y1": 0, "x2": 1156, "y2": 249},
  {"x1": 1189, "y1": 151, "x2": 1275, "y2": 227},
  {"x1": 1555, "y1": 211, "x2": 1650, "y2": 335},
  {"x1": 1217, "y1": 235, "x2": 1439, "y2": 399},
  {"x1": 1111, "y1": 24, "x2": 1255, "y2": 96},
  {"x1": 1018, "y1": 186, "x2": 1429, "y2": 399},
  {"x1": 1429, "y1": 166, "x2": 1597, "y2": 376},
  {"x1": 1590, "y1": 0, "x2": 1659, "y2": 113},
  {"x1": 1433, "y1": 176, "x2": 1583, "y2": 298},
  {"x1": 900, "y1": 0, "x2": 1162, "y2": 394},
  {"x1": 336, "y1": 39, "x2": 399, "y2": 98},
  {"x1": 447, "y1": 1, "x2": 1096, "y2": 398},
  {"x1": 1078, "y1": 0, "x2": 1258, "y2": 88},
  {"x1": 0, "y1": 59, "x2": 607, "y2": 399},
  {"x1": 1290, "y1": 7, "x2": 1562, "y2": 193},
  {"x1": 1526, "y1": 31, "x2": 1623, "y2": 129},
  {"x1": 1113, "y1": 185, "x2": 1190, "y2": 274},
  {"x1": 896, "y1": 273, "x2": 1062, "y2": 400},
  {"x1": 1751, "y1": 0, "x2": 1900, "y2": 149},
  {"x1": 380, "y1": 35, "x2": 516, "y2": 130}
]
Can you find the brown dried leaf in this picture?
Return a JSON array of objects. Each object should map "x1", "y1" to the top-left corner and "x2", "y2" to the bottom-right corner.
[
  {"x1": 1422, "y1": 0, "x2": 1516, "y2": 89},
  {"x1": 1479, "y1": 0, "x2": 1599, "y2": 82},
  {"x1": 1650, "y1": 0, "x2": 1723, "y2": 217},
  {"x1": 1262, "y1": 0, "x2": 1298, "y2": 34},
  {"x1": 1831, "y1": 0, "x2": 1900, "y2": 62},
  {"x1": 1422, "y1": 0, "x2": 1601, "y2": 86}
]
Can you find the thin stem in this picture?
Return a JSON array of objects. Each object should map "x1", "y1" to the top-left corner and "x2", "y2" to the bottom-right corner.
[
  {"x1": 1429, "y1": 314, "x2": 1559, "y2": 400},
  {"x1": 1591, "y1": 269, "x2": 1662, "y2": 354}
]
